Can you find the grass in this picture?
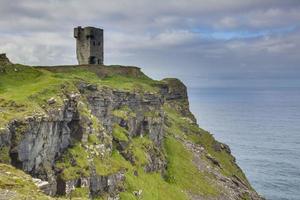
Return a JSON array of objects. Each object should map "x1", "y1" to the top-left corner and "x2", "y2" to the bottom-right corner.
[
  {"x1": 0, "y1": 146, "x2": 11, "y2": 164},
  {"x1": 131, "y1": 137, "x2": 153, "y2": 166},
  {"x1": 70, "y1": 187, "x2": 90, "y2": 199},
  {"x1": 164, "y1": 103, "x2": 251, "y2": 188},
  {"x1": 188, "y1": 131, "x2": 251, "y2": 187},
  {"x1": 55, "y1": 143, "x2": 90, "y2": 181},
  {"x1": 94, "y1": 150, "x2": 131, "y2": 176},
  {"x1": 0, "y1": 62, "x2": 255, "y2": 199},
  {"x1": 164, "y1": 136, "x2": 218, "y2": 196},
  {"x1": 112, "y1": 106, "x2": 136, "y2": 120},
  {"x1": 112, "y1": 124, "x2": 129, "y2": 142},
  {"x1": 88, "y1": 134, "x2": 101, "y2": 145},
  {"x1": 122, "y1": 169, "x2": 188, "y2": 200},
  {"x1": 0, "y1": 163, "x2": 58, "y2": 199},
  {"x1": 119, "y1": 137, "x2": 188, "y2": 200},
  {"x1": 0, "y1": 64, "x2": 161, "y2": 128}
]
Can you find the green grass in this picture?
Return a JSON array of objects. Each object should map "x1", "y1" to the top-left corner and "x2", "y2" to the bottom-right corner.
[
  {"x1": 120, "y1": 133, "x2": 217, "y2": 200},
  {"x1": 131, "y1": 137, "x2": 153, "y2": 166},
  {"x1": 0, "y1": 64, "x2": 161, "y2": 128},
  {"x1": 70, "y1": 187, "x2": 90, "y2": 199},
  {"x1": 0, "y1": 146, "x2": 11, "y2": 164},
  {"x1": 164, "y1": 136, "x2": 218, "y2": 196},
  {"x1": 164, "y1": 104, "x2": 251, "y2": 187},
  {"x1": 100, "y1": 75, "x2": 159, "y2": 93},
  {"x1": 0, "y1": 163, "x2": 59, "y2": 199},
  {"x1": 112, "y1": 124, "x2": 129, "y2": 142},
  {"x1": 119, "y1": 136, "x2": 188, "y2": 200},
  {"x1": 123, "y1": 169, "x2": 188, "y2": 200},
  {"x1": 112, "y1": 106, "x2": 136, "y2": 120},
  {"x1": 0, "y1": 62, "x2": 255, "y2": 199},
  {"x1": 94, "y1": 150, "x2": 131, "y2": 176},
  {"x1": 88, "y1": 134, "x2": 101, "y2": 145},
  {"x1": 187, "y1": 132, "x2": 251, "y2": 187},
  {"x1": 55, "y1": 143, "x2": 90, "y2": 180}
]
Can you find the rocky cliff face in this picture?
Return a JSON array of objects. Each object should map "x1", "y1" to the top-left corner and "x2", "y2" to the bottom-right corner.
[{"x1": 0, "y1": 59, "x2": 264, "y2": 200}]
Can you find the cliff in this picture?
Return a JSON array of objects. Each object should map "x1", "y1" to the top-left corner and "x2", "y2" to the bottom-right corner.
[{"x1": 0, "y1": 56, "x2": 264, "y2": 200}]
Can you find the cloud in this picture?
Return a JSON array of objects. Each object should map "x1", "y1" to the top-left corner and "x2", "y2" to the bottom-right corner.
[{"x1": 0, "y1": 0, "x2": 299, "y2": 88}]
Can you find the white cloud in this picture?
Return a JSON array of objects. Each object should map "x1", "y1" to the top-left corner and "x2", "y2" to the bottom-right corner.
[{"x1": 0, "y1": 0, "x2": 299, "y2": 87}]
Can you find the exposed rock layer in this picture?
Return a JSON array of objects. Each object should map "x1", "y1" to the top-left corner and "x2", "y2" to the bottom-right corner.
[{"x1": 0, "y1": 62, "x2": 264, "y2": 200}]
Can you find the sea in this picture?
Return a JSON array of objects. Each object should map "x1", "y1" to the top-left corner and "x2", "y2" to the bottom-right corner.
[{"x1": 188, "y1": 87, "x2": 300, "y2": 200}]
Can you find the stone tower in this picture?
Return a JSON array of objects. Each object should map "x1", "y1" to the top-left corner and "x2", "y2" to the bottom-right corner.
[{"x1": 74, "y1": 26, "x2": 103, "y2": 65}]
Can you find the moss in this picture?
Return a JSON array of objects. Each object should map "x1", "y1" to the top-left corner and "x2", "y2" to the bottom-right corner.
[
  {"x1": 0, "y1": 146, "x2": 11, "y2": 164},
  {"x1": 112, "y1": 124, "x2": 129, "y2": 142},
  {"x1": 55, "y1": 143, "x2": 90, "y2": 180}
]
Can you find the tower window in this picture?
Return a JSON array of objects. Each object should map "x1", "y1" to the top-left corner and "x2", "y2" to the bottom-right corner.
[
  {"x1": 93, "y1": 41, "x2": 96, "y2": 46},
  {"x1": 98, "y1": 42, "x2": 101, "y2": 46},
  {"x1": 88, "y1": 56, "x2": 96, "y2": 64}
]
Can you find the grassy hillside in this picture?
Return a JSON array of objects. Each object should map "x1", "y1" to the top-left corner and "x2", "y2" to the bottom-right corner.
[
  {"x1": 0, "y1": 61, "x2": 258, "y2": 200},
  {"x1": 0, "y1": 63, "x2": 161, "y2": 128}
]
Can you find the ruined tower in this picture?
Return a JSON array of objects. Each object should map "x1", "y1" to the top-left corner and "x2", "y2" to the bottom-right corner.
[{"x1": 74, "y1": 26, "x2": 103, "y2": 65}]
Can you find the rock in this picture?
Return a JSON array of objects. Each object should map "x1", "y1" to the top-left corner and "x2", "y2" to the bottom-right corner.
[
  {"x1": 0, "y1": 53, "x2": 11, "y2": 64},
  {"x1": 32, "y1": 178, "x2": 52, "y2": 195},
  {"x1": 87, "y1": 84, "x2": 98, "y2": 91},
  {"x1": 90, "y1": 170, "x2": 125, "y2": 197},
  {"x1": 206, "y1": 153, "x2": 221, "y2": 168},
  {"x1": 69, "y1": 93, "x2": 81, "y2": 100},
  {"x1": 133, "y1": 189, "x2": 142, "y2": 197},
  {"x1": 47, "y1": 97, "x2": 56, "y2": 105},
  {"x1": 213, "y1": 141, "x2": 231, "y2": 154}
]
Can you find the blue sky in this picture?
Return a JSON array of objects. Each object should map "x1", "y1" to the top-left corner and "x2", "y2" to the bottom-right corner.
[{"x1": 0, "y1": 0, "x2": 299, "y2": 89}]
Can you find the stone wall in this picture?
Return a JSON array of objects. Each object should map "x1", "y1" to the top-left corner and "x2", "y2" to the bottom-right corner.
[{"x1": 74, "y1": 26, "x2": 104, "y2": 65}]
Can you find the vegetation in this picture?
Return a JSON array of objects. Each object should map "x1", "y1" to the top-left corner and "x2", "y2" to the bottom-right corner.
[
  {"x1": 164, "y1": 136, "x2": 218, "y2": 196},
  {"x1": 0, "y1": 64, "x2": 161, "y2": 128},
  {"x1": 112, "y1": 106, "x2": 136, "y2": 120},
  {"x1": 0, "y1": 146, "x2": 11, "y2": 164},
  {"x1": 112, "y1": 124, "x2": 129, "y2": 142},
  {"x1": 164, "y1": 103, "x2": 251, "y2": 188},
  {"x1": 0, "y1": 163, "x2": 57, "y2": 199},
  {"x1": 188, "y1": 131, "x2": 250, "y2": 186},
  {"x1": 94, "y1": 150, "x2": 130, "y2": 176},
  {"x1": 55, "y1": 143, "x2": 90, "y2": 180},
  {"x1": 0, "y1": 62, "x2": 255, "y2": 199},
  {"x1": 122, "y1": 169, "x2": 188, "y2": 200}
]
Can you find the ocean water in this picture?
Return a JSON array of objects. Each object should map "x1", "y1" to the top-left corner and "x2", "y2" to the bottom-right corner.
[{"x1": 188, "y1": 87, "x2": 300, "y2": 200}]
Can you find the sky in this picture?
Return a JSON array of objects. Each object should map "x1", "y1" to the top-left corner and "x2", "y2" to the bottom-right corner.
[{"x1": 0, "y1": 0, "x2": 299, "y2": 89}]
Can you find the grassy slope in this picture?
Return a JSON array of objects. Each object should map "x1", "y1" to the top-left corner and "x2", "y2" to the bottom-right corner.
[
  {"x1": 0, "y1": 64, "x2": 160, "y2": 128},
  {"x1": 0, "y1": 63, "x2": 253, "y2": 199},
  {"x1": 0, "y1": 163, "x2": 60, "y2": 200}
]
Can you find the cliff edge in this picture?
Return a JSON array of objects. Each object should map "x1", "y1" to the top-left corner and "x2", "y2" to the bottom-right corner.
[{"x1": 0, "y1": 57, "x2": 264, "y2": 200}]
